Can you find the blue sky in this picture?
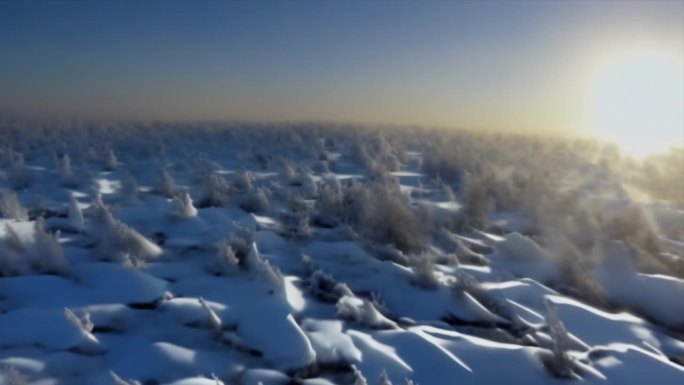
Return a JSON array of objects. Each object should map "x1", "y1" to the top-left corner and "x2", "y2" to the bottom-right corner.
[{"x1": 1, "y1": 1, "x2": 682, "y2": 136}]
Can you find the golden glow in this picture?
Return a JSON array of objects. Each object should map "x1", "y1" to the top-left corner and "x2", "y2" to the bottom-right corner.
[{"x1": 588, "y1": 49, "x2": 684, "y2": 158}]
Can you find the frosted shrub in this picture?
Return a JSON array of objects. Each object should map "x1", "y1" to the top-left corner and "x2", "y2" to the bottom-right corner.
[
  {"x1": 67, "y1": 192, "x2": 84, "y2": 232},
  {"x1": 373, "y1": 244, "x2": 410, "y2": 266},
  {"x1": 229, "y1": 229, "x2": 254, "y2": 263},
  {"x1": 245, "y1": 243, "x2": 284, "y2": 291},
  {"x1": 56, "y1": 153, "x2": 78, "y2": 187},
  {"x1": 382, "y1": 154, "x2": 401, "y2": 172},
  {"x1": 64, "y1": 307, "x2": 103, "y2": 354},
  {"x1": 232, "y1": 170, "x2": 254, "y2": 192},
  {"x1": 0, "y1": 191, "x2": 28, "y2": 221},
  {"x1": 462, "y1": 172, "x2": 490, "y2": 230},
  {"x1": 441, "y1": 182, "x2": 455, "y2": 202},
  {"x1": 0, "y1": 230, "x2": 26, "y2": 276},
  {"x1": 110, "y1": 371, "x2": 140, "y2": 385},
  {"x1": 198, "y1": 297, "x2": 223, "y2": 334},
  {"x1": 556, "y1": 243, "x2": 609, "y2": 309},
  {"x1": 604, "y1": 204, "x2": 662, "y2": 263},
  {"x1": 172, "y1": 191, "x2": 198, "y2": 218},
  {"x1": 314, "y1": 179, "x2": 344, "y2": 227},
  {"x1": 363, "y1": 184, "x2": 424, "y2": 253},
  {"x1": 452, "y1": 270, "x2": 520, "y2": 326},
  {"x1": 301, "y1": 170, "x2": 318, "y2": 197},
  {"x1": 411, "y1": 253, "x2": 440, "y2": 290},
  {"x1": 155, "y1": 169, "x2": 177, "y2": 198},
  {"x1": 31, "y1": 218, "x2": 69, "y2": 275},
  {"x1": 92, "y1": 204, "x2": 162, "y2": 261},
  {"x1": 9, "y1": 152, "x2": 33, "y2": 190},
  {"x1": 240, "y1": 188, "x2": 270, "y2": 213},
  {"x1": 283, "y1": 163, "x2": 299, "y2": 185},
  {"x1": 213, "y1": 239, "x2": 240, "y2": 275},
  {"x1": 453, "y1": 238, "x2": 488, "y2": 266},
  {"x1": 351, "y1": 365, "x2": 368, "y2": 385},
  {"x1": 379, "y1": 371, "x2": 393, "y2": 385},
  {"x1": 105, "y1": 222, "x2": 162, "y2": 262},
  {"x1": 308, "y1": 269, "x2": 354, "y2": 302},
  {"x1": 337, "y1": 295, "x2": 397, "y2": 329},
  {"x1": 312, "y1": 159, "x2": 330, "y2": 173},
  {"x1": 192, "y1": 157, "x2": 222, "y2": 183},
  {"x1": 119, "y1": 174, "x2": 139, "y2": 204},
  {"x1": 4, "y1": 224, "x2": 24, "y2": 254},
  {"x1": 543, "y1": 299, "x2": 574, "y2": 378},
  {"x1": 103, "y1": 148, "x2": 118, "y2": 171},
  {"x1": 198, "y1": 173, "x2": 230, "y2": 208},
  {"x1": 0, "y1": 365, "x2": 27, "y2": 385},
  {"x1": 283, "y1": 209, "x2": 312, "y2": 238}
]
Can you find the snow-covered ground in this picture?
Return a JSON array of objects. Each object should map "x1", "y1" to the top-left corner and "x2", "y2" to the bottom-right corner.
[{"x1": 0, "y1": 123, "x2": 683, "y2": 385}]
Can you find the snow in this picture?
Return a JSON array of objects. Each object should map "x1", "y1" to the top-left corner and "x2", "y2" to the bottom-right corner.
[{"x1": 0, "y1": 125, "x2": 682, "y2": 385}]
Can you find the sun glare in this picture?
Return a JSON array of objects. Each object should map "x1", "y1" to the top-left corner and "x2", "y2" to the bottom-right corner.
[{"x1": 588, "y1": 50, "x2": 684, "y2": 158}]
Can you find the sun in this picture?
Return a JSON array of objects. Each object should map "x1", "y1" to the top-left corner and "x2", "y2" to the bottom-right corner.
[{"x1": 587, "y1": 49, "x2": 684, "y2": 158}]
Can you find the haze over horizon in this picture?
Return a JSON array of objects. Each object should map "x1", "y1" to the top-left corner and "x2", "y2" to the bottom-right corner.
[{"x1": 1, "y1": 1, "x2": 682, "y2": 154}]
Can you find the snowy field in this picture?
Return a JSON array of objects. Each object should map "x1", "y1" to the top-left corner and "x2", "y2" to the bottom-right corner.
[{"x1": 0, "y1": 122, "x2": 683, "y2": 385}]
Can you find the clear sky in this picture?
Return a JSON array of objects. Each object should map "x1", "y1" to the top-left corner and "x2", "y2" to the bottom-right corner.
[{"x1": 1, "y1": 1, "x2": 682, "y2": 143}]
